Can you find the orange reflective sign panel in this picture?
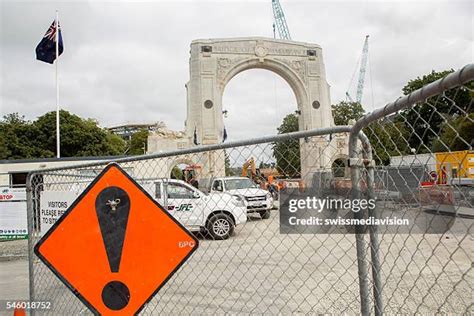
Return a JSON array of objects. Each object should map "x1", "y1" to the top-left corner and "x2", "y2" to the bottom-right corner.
[{"x1": 35, "y1": 163, "x2": 198, "y2": 315}]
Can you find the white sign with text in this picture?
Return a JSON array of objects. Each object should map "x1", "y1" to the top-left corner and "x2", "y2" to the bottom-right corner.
[
  {"x1": 0, "y1": 188, "x2": 27, "y2": 240},
  {"x1": 40, "y1": 191, "x2": 78, "y2": 236}
]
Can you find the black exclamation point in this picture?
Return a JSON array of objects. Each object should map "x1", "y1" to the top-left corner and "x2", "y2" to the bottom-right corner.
[{"x1": 96, "y1": 186, "x2": 131, "y2": 310}]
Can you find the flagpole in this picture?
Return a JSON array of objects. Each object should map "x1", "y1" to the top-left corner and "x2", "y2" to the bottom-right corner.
[{"x1": 55, "y1": 10, "x2": 60, "y2": 158}]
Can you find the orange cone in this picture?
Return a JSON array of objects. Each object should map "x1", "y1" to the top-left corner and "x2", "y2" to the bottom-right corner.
[{"x1": 13, "y1": 308, "x2": 26, "y2": 316}]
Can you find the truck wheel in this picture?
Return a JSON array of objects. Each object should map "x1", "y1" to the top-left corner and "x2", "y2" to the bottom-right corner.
[
  {"x1": 207, "y1": 213, "x2": 234, "y2": 240},
  {"x1": 259, "y1": 210, "x2": 271, "y2": 219}
]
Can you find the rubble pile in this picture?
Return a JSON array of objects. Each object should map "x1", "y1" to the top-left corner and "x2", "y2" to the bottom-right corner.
[{"x1": 150, "y1": 122, "x2": 186, "y2": 139}]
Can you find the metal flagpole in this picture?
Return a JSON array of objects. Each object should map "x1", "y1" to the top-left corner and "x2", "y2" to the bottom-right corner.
[{"x1": 55, "y1": 10, "x2": 60, "y2": 158}]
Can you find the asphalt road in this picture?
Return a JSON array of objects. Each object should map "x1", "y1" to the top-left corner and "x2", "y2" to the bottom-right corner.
[
  {"x1": 0, "y1": 259, "x2": 29, "y2": 316},
  {"x1": 0, "y1": 259, "x2": 29, "y2": 300}
]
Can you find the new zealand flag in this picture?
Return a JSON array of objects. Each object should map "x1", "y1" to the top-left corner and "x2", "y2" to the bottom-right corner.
[{"x1": 36, "y1": 20, "x2": 63, "y2": 64}]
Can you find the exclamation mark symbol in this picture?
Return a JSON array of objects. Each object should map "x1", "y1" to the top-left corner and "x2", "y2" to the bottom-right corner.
[{"x1": 96, "y1": 186, "x2": 131, "y2": 310}]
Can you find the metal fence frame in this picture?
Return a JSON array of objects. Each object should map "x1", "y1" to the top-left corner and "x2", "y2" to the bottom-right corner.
[
  {"x1": 25, "y1": 63, "x2": 474, "y2": 315},
  {"x1": 348, "y1": 63, "x2": 474, "y2": 315},
  {"x1": 26, "y1": 125, "x2": 367, "y2": 313}
]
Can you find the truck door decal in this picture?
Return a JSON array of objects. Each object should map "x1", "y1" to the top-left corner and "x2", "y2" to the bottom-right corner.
[{"x1": 176, "y1": 204, "x2": 193, "y2": 212}]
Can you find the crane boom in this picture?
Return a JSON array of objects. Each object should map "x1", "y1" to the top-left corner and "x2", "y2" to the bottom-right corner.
[
  {"x1": 272, "y1": 0, "x2": 292, "y2": 40},
  {"x1": 355, "y1": 35, "x2": 369, "y2": 104},
  {"x1": 345, "y1": 92, "x2": 354, "y2": 103}
]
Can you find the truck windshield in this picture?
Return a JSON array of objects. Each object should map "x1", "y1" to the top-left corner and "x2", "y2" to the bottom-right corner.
[{"x1": 225, "y1": 178, "x2": 257, "y2": 190}]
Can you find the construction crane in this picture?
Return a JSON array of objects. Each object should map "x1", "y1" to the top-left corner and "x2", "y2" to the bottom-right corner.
[
  {"x1": 346, "y1": 35, "x2": 370, "y2": 104},
  {"x1": 272, "y1": 0, "x2": 291, "y2": 40}
]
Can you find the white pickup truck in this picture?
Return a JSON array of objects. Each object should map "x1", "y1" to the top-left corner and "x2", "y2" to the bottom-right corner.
[
  {"x1": 209, "y1": 177, "x2": 273, "y2": 219},
  {"x1": 142, "y1": 179, "x2": 247, "y2": 240}
]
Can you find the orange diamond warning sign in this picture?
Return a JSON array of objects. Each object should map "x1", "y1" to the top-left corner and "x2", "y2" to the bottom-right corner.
[{"x1": 34, "y1": 163, "x2": 199, "y2": 315}]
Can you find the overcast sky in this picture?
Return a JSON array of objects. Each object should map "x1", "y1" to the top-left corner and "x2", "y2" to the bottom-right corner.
[{"x1": 0, "y1": 0, "x2": 472, "y2": 141}]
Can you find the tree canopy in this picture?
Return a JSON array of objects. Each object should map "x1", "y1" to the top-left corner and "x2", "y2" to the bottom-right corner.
[
  {"x1": 432, "y1": 113, "x2": 474, "y2": 152},
  {"x1": 0, "y1": 110, "x2": 126, "y2": 160},
  {"x1": 400, "y1": 69, "x2": 473, "y2": 152},
  {"x1": 332, "y1": 101, "x2": 365, "y2": 125},
  {"x1": 272, "y1": 113, "x2": 300, "y2": 178},
  {"x1": 331, "y1": 101, "x2": 410, "y2": 165},
  {"x1": 331, "y1": 69, "x2": 473, "y2": 164},
  {"x1": 128, "y1": 129, "x2": 149, "y2": 155}
]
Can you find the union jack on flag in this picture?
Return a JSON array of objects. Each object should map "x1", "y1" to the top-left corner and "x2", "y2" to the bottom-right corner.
[{"x1": 36, "y1": 20, "x2": 64, "y2": 64}]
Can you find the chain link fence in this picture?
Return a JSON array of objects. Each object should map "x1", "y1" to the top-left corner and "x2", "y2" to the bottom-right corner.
[
  {"x1": 348, "y1": 63, "x2": 473, "y2": 314},
  {"x1": 26, "y1": 63, "x2": 473, "y2": 314}
]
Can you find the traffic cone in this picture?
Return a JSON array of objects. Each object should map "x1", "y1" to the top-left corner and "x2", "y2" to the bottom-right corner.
[{"x1": 13, "y1": 308, "x2": 26, "y2": 316}]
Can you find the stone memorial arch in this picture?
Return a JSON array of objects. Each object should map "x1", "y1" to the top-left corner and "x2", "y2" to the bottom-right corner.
[{"x1": 182, "y1": 37, "x2": 347, "y2": 178}]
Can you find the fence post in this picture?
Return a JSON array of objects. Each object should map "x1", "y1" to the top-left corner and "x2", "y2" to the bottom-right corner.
[
  {"x1": 348, "y1": 133, "x2": 371, "y2": 316},
  {"x1": 348, "y1": 64, "x2": 474, "y2": 315},
  {"x1": 359, "y1": 132, "x2": 383, "y2": 316},
  {"x1": 25, "y1": 173, "x2": 36, "y2": 309}
]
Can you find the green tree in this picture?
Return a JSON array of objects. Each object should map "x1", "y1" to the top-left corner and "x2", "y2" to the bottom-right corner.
[
  {"x1": 0, "y1": 111, "x2": 126, "y2": 160},
  {"x1": 224, "y1": 150, "x2": 235, "y2": 176},
  {"x1": 0, "y1": 113, "x2": 43, "y2": 159},
  {"x1": 332, "y1": 101, "x2": 365, "y2": 125},
  {"x1": 363, "y1": 121, "x2": 410, "y2": 165},
  {"x1": 331, "y1": 100, "x2": 411, "y2": 165},
  {"x1": 106, "y1": 133, "x2": 127, "y2": 156},
  {"x1": 432, "y1": 113, "x2": 474, "y2": 152},
  {"x1": 258, "y1": 161, "x2": 273, "y2": 169},
  {"x1": 0, "y1": 133, "x2": 10, "y2": 159},
  {"x1": 401, "y1": 69, "x2": 473, "y2": 152},
  {"x1": 273, "y1": 113, "x2": 300, "y2": 178},
  {"x1": 129, "y1": 129, "x2": 149, "y2": 155},
  {"x1": 33, "y1": 110, "x2": 126, "y2": 157},
  {"x1": 170, "y1": 166, "x2": 183, "y2": 179}
]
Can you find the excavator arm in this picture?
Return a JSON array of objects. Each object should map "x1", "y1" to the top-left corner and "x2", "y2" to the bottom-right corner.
[{"x1": 242, "y1": 157, "x2": 257, "y2": 178}]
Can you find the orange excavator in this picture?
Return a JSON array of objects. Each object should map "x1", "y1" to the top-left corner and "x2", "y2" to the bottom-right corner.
[{"x1": 242, "y1": 158, "x2": 283, "y2": 195}]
